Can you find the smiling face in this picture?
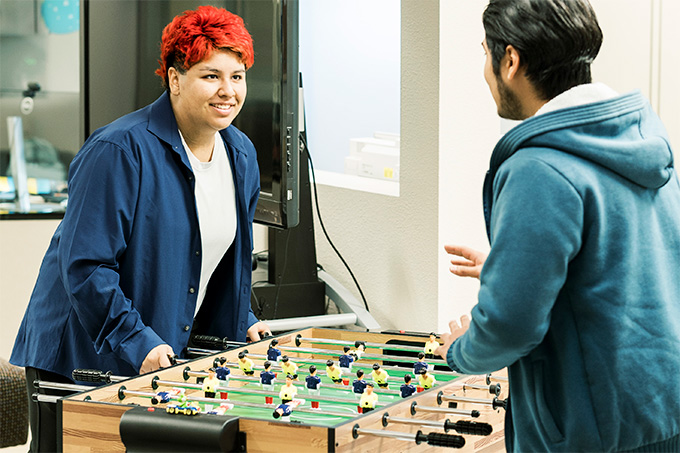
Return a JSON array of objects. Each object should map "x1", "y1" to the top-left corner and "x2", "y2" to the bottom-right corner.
[{"x1": 168, "y1": 48, "x2": 247, "y2": 143}]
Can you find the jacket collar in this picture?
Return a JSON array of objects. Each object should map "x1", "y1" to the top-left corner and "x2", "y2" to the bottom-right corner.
[{"x1": 146, "y1": 92, "x2": 250, "y2": 166}]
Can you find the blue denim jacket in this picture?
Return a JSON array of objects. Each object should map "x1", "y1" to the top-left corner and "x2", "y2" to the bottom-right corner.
[{"x1": 11, "y1": 92, "x2": 260, "y2": 378}]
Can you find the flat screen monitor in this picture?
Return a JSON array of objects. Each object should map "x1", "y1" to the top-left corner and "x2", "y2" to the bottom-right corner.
[{"x1": 82, "y1": 0, "x2": 300, "y2": 228}]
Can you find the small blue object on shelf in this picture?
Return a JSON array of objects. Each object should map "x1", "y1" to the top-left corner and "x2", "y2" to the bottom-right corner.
[{"x1": 41, "y1": 0, "x2": 80, "y2": 34}]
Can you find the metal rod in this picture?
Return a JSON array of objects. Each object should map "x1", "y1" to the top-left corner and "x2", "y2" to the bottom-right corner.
[
  {"x1": 33, "y1": 381, "x2": 93, "y2": 393},
  {"x1": 439, "y1": 394, "x2": 496, "y2": 406},
  {"x1": 153, "y1": 378, "x2": 390, "y2": 407},
  {"x1": 122, "y1": 384, "x2": 356, "y2": 418},
  {"x1": 296, "y1": 336, "x2": 427, "y2": 353},
  {"x1": 280, "y1": 345, "x2": 448, "y2": 366},
  {"x1": 384, "y1": 415, "x2": 448, "y2": 431},
  {"x1": 486, "y1": 374, "x2": 508, "y2": 384},
  {"x1": 411, "y1": 402, "x2": 480, "y2": 418},
  {"x1": 265, "y1": 313, "x2": 358, "y2": 332},
  {"x1": 32, "y1": 393, "x2": 62, "y2": 404},
  {"x1": 185, "y1": 368, "x2": 402, "y2": 397},
  {"x1": 354, "y1": 427, "x2": 417, "y2": 443}
]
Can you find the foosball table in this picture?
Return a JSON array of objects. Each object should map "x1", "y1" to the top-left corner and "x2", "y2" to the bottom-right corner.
[{"x1": 57, "y1": 328, "x2": 508, "y2": 452}]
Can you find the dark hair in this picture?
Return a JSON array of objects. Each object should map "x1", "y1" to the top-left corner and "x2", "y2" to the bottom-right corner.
[
  {"x1": 281, "y1": 355, "x2": 289, "y2": 363},
  {"x1": 238, "y1": 351, "x2": 245, "y2": 359},
  {"x1": 483, "y1": 0, "x2": 602, "y2": 100},
  {"x1": 309, "y1": 365, "x2": 317, "y2": 373},
  {"x1": 343, "y1": 345, "x2": 351, "y2": 353},
  {"x1": 326, "y1": 359, "x2": 334, "y2": 367},
  {"x1": 264, "y1": 361, "x2": 271, "y2": 369},
  {"x1": 356, "y1": 369, "x2": 364, "y2": 378},
  {"x1": 355, "y1": 341, "x2": 365, "y2": 348},
  {"x1": 270, "y1": 339, "x2": 279, "y2": 347},
  {"x1": 372, "y1": 363, "x2": 380, "y2": 370},
  {"x1": 418, "y1": 352, "x2": 425, "y2": 359},
  {"x1": 404, "y1": 374, "x2": 412, "y2": 383}
]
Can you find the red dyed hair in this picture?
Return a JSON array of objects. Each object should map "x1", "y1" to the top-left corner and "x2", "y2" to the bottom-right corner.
[{"x1": 155, "y1": 5, "x2": 254, "y2": 88}]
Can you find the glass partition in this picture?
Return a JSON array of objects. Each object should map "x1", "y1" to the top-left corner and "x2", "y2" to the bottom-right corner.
[{"x1": 0, "y1": 0, "x2": 80, "y2": 218}]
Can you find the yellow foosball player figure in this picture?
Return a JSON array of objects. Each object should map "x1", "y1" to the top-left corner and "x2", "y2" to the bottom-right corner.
[
  {"x1": 325, "y1": 359, "x2": 343, "y2": 384},
  {"x1": 423, "y1": 332, "x2": 439, "y2": 359},
  {"x1": 279, "y1": 375, "x2": 298, "y2": 404},
  {"x1": 238, "y1": 351, "x2": 254, "y2": 376},
  {"x1": 202, "y1": 368, "x2": 220, "y2": 398},
  {"x1": 370, "y1": 363, "x2": 390, "y2": 388},
  {"x1": 280, "y1": 355, "x2": 299, "y2": 379},
  {"x1": 359, "y1": 383, "x2": 379, "y2": 413},
  {"x1": 418, "y1": 369, "x2": 436, "y2": 390}
]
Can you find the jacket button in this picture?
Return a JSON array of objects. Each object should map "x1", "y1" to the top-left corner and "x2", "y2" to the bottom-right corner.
[
  {"x1": 183, "y1": 325, "x2": 190, "y2": 332},
  {"x1": 189, "y1": 287, "x2": 195, "y2": 294},
  {"x1": 195, "y1": 250, "x2": 200, "y2": 256}
]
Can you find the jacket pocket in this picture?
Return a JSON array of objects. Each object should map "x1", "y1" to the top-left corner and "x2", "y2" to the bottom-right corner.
[{"x1": 532, "y1": 360, "x2": 565, "y2": 444}]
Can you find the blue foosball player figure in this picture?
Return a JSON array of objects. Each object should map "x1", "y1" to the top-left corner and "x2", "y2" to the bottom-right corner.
[
  {"x1": 214, "y1": 357, "x2": 231, "y2": 381},
  {"x1": 260, "y1": 361, "x2": 276, "y2": 391},
  {"x1": 338, "y1": 345, "x2": 354, "y2": 372},
  {"x1": 272, "y1": 399, "x2": 303, "y2": 421},
  {"x1": 352, "y1": 369, "x2": 367, "y2": 399},
  {"x1": 400, "y1": 374, "x2": 417, "y2": 398},
  {"x1": 413, "y1": 352, "x2": 429, "y2": 375},
  {"x1": 267, "y1": 339, "x2": 282, "y2": 362},
  {"x1": 305, "y1": 365, "x2": 322, "y2": 396}
]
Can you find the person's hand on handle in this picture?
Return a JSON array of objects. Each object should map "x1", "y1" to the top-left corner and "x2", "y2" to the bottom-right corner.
[
  {"x1": 445, "y1": 245, "x2": 488, "y2": 280},
  {"x1": 140, "y1": 344, "x2": 175, "y2": 374},
  {"x1": 247, "y1": 321, "x2": 272, "y2": 342}
]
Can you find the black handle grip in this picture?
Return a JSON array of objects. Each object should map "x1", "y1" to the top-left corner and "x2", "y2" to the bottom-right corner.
[
  {"x1": 493, "y1": 397, "x2": 508, "y2": 410},
  {"x1": 416, "y1": 431, "x2": 466, "y2": 449},
  {"x1": 191, "y1": 335, "x2": 229, "y2": 350},
  {"x1": 72, "y1": 369, "x2": 111, "y2": 383},
  {"x1": 445, "y1": 420, "x2": 493, "y2": 436}
]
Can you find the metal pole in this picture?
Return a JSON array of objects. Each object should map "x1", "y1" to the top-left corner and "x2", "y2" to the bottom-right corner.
[{"x1": 7, "y1": 116, "x2": 30, "y2": 212}]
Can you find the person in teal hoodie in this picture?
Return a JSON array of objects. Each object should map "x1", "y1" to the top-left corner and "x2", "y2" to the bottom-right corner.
[{"x1": 437, "y1": 1, "x2": 680, "y2": 452}]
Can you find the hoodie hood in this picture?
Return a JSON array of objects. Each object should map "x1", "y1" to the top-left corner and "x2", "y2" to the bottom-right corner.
[{"x1": 490, "y1": 91, "x2": 674, "y2": 189}]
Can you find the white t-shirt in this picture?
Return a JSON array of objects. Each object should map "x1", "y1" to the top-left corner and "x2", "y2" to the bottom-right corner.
[{"x1": 179, "y1": 131, "x2": 237, "y2": 316}]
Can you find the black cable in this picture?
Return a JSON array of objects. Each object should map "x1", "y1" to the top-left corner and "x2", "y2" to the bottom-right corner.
[
  {"x1": 301, "y1": 133, "x2": 370, "y2": 313},
  {"x1": 271, "y1": 228, "x2": 292, "y2": 319}
]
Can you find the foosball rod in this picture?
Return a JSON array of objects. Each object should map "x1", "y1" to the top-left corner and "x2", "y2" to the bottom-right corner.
[
  {"x1": 486, "y1": 373, "x2": 508, "y2": 384},
  {"x1": 381, "y1": 413, "x2": 493, "y2": 436},
  {"x1": 437, "y1": 391, "x2": 508, "y2": 410},
  {"x1": 295, "y1": 335, "x2": 432, "y2": 354},
  {"x1": 410, "y1": 401, "x2": 481, "y2": 418},
  {"x1": 152, "y1": 377, "x2": 387, "y2": 408},
  {"x1": 281, "y1": 345, "x2": 449, "y2": 367},
  {"x1": 185, "y1": 367, "x2": 403, "y2": 397},
  {"x1": 115, "y1": 385, "x2": 356, "y2": 418},
  {"x1": 352, "y1": 424, "x2": 466, "y2": 449},
  {"x1": 457, "y1": 382, "x2": 501, "y2": 395}
]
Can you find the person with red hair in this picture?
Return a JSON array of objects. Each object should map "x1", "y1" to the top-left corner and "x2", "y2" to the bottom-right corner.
[{"x1": 11, "y1": 6, "x2": 270, "y2": 451}]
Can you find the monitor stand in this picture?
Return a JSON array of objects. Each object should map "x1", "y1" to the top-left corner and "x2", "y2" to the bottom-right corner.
[{"x1": 250, "y1": 132, "x2": 380, "y2": 332}]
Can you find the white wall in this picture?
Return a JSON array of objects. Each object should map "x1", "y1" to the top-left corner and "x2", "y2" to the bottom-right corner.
[{"x1": 0, "y1": 220, "x2": 59, "y2": 359}]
